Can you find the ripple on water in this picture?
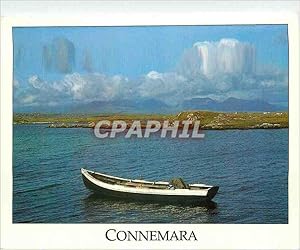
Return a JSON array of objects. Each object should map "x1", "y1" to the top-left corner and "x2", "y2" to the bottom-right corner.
[{"x1": 13, "y1": 125, "x2": 288, "y2": 223}]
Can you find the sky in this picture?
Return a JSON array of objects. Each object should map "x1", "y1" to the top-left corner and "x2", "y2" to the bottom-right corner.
[{"x1": 13, "y1": 25, "x2": 288, "y2": 111}]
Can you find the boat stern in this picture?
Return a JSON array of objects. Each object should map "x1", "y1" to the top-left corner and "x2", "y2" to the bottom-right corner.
[{"x1": 207, "y1": 186, "x2": 219, "y2": 200}]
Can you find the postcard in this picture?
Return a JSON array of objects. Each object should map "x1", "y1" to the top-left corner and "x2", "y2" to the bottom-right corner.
[{"x1": 0, "y1": 5, "x2": 299, "y2": 250}]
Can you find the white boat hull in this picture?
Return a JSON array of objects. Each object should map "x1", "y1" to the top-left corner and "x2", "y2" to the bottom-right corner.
[{"x1": 81, "y1": 168, "x2": 219, "y2": 204}]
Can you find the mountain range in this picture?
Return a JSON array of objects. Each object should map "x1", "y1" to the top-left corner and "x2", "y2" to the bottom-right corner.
[
  {"x1": 14, "y1": 97, "x2": 287, "y2": 113},
  {"x1": 181, "y1": 97, "x2": 287, "y2": 112}
]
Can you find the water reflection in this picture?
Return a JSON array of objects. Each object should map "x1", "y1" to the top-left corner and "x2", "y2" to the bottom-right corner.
[{"x1": 82, "y1": 193, "x2": 218, "y2": 223}]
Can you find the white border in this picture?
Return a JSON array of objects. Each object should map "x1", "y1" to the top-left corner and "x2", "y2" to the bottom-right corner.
[{"x1": 1, "y1": 9, "x2": 299, "y2": 250}]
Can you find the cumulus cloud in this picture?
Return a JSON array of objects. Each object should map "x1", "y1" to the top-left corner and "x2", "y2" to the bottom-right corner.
[
  {"x1": 42, "y1": 45, "x2": 52, "y2": 72},
  {"x1": 14, "y1": 73, "x2": 133, "y2": 106},
  {"x1": 42, "y1": 37, "x2": 75, "y2": 74},
  {"x1": 173, "y1": 38, "x2": 286, "y2": 103},
  {"x1": 13, "y1": 79, "x2": 20, "y2": 88},
  {"x1": 137, "y1": 71, "x2": 188, "y2": 105},
  {"x1": 28, "y1": 75, "x2": 45, "y2": 89},
  {"x1": 178, "y1": 39, "x2": 256, "y2": 78},
  {"x1": 82, "y1": 50, "x2": 93, "y2": 73},
  {"x1": 14, "y1": 38, "x2": 288, "y2": 109},
  {"x1": 22, "y1": 95, "x2": 36, "y2": 104},
  {"x1": 14, "y1": 46, "x2": 24, "y2": 70}
]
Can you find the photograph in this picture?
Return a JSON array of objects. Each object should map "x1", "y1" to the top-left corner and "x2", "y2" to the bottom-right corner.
[{"x1": 12, "y1": 24, "x2": 289, "y2": 224}]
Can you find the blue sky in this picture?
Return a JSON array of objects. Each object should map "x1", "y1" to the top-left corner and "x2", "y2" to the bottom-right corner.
[{"x1": 13, "y1": 25, "x2": 288, "y2": 111}]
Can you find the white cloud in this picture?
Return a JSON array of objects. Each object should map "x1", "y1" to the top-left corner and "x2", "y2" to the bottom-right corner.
[
  {"x1": 14, "y1": 72, "x2": 134, "y2": 107},
  {"x1": 62, "y1": 73, "x2": 87, "y2": 100},
  {"x1": 13, "y1": 79, "x2": 20, "y2": 88},
  {"x1": 28, "y1": 75, "x2": 45, "y2": 89},
  {"x1": 137, "y1": 71, "x2": 188, "y2": 105},
  {"x1": 42, "y1": 37, "x2": 75, "y2": 74},
  {"x1": 21, "y1": 95, "x2": 36, "y2": 104},
  {"x1": 178, "y1": 38, "x2": 256, "y2": 78},
  {"x1": 14, "y1": 38, "x2": 288, "y2": 109},
  {"x1": 261, "y1": 80, "x2": 276, "y2": 87}
]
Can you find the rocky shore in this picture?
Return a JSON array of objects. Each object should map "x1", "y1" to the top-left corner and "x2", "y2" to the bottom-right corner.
[
  {"x1": 47, "y1": 122, "x2": 287, "y2": 130},
  {"x1": 48, "y1": 122, "x2": 96, "y2": 128}
]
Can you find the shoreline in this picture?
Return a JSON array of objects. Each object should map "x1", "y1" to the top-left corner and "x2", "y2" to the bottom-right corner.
[
  {"x1": 13, "y1": 123, "x2": 288, "y2": 130},
  {"x1": 13, "y1": 110, "x2": 289, "y2": 130}
]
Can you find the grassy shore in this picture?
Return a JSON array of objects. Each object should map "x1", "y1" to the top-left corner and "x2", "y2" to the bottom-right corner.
[{"x1": 13, "y1": 111, "x2": 288, "y2": 130}]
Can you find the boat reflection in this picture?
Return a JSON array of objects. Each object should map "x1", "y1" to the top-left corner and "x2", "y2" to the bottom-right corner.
[{"x1": 82, "y1": 193, "x2": 218, "y2": 223}]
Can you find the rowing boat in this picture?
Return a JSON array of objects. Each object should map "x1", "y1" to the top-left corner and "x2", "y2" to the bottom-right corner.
[{"x1": 81, "y1": 168, "x2": 219, "y2": 204}]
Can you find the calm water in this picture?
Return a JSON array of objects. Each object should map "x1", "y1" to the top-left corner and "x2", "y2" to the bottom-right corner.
[{"x1": 13, "y1": 125, "x2": 288, "y2": 223}]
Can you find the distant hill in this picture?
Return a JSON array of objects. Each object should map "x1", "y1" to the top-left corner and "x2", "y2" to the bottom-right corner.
[
  {"x1": 182, "y1": 97, "x2": 287, "y2": 112},
  {"x1": 70, "y1": 99, "x2": 171, "y2": 113},
  {"x1": 14, "y1": 98, "x2": 171, "y2": 114},
  {"x1": 14, "y1": 97, "x2": 287, "y2": 113}
]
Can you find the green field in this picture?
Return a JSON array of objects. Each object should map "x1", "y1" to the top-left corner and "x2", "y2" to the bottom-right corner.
[{"x1": 13, "y1": 110, "x2": 288, "y2": 130}]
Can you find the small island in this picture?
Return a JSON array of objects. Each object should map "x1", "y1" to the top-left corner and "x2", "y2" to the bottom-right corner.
[{"x1": 13, "y1": 110, "x2": 288, "y2": 130}]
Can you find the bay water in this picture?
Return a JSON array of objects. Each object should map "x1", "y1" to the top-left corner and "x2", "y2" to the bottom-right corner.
[{"x1": 13, "y1": 125, "x2": 288, "y2": 223}]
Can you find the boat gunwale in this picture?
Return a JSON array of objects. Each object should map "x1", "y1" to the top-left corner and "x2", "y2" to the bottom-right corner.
[
  {"x1": 81, "y1": 168, "x2": 216, "y2": 197},
  {"x1": 82, "y1": 168, "x2": 213, "y2": 188}
]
